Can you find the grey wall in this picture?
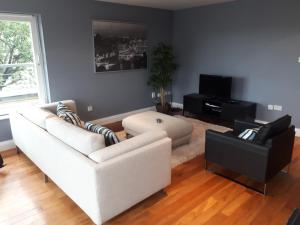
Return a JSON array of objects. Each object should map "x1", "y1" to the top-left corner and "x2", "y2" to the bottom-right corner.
[
  {"x1": 0, "y1": 0, "x2": 172, "y2": 142},
  {"x1": 0, "y1": 119, "x2": 11, "y2": 142},
  {"x1": 172, "y1": 0, "x2": 300, "y2": 126}
]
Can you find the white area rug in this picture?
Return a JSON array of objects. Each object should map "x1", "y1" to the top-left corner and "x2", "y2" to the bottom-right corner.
[
  {"x1": 116, "y1": 116, "x2": 230, "y2": 168},
  {"x1": 171, "y1": 116, "x2": 230, "y2": 168}
]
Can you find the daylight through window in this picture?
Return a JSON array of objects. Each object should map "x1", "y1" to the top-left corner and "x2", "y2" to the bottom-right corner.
[{"x1": 0, "y1": 14, "x2": 47, "y2": 116}]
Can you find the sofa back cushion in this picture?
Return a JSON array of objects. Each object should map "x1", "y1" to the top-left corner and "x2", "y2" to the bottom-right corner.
[
  {"x1": 46, "y1": 117, "x2": 106, "y2": 156},
  {"x1": 256, "y1": 115, "x2": 292, "y2": 144},
  {"x1": 41, "y1": 100, "x2": 77, "y2": 114},
  {"x1": 20, "y1": 107, "x2": 56, "y2": 130}
]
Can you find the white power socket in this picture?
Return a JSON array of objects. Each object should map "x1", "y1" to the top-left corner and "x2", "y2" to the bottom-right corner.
[
  {"x1": 274, "y1": 105, "x2": 283, "y2": 111},
  {"x1": 268, "y1": 105, "x2": 274, "y2": 110},
  {"x1": 87, "y1": 105, "x2": 93, "y2": 112}
]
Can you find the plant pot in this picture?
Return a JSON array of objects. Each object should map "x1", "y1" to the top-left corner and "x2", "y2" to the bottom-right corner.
[{"x1": 156, "y1": 103, "x2": 171, "y2": 114}]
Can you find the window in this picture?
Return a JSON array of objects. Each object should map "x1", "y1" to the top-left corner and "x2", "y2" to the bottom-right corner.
[{"x1": 0, "y1": 13, "x2": 48, "y2": 116}]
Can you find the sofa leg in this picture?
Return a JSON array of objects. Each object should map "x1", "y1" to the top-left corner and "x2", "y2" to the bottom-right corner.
[
  {"x1": 16, "y1": 146, "x2": 21, "y2": 155},
  {"x1": 282, "y1": 164, "x2": 290, "y2": 174},
  {"x1": 287, "y1": 164, "x2": 291, "y2": 173},
  {"x1": 263, "y1": 183, "x2": 267, "y2": 195},
  {"x1": 204, "y1": 159, "x2": 208, "y2": 170},
  {"x1": 44, "y1": 174, "x2": 49, "y2": 183}
]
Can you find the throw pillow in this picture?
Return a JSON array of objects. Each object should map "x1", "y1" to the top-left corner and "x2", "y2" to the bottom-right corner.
[
  {"x1": 57, "y1": 102, "x2": 82, "y2": 127},
  {"x1": 85, "y1": 122, "x2": 119, "y2": 146},
  {"x1": 238, "y1": 127, "x2": 261, "y2": 142}
]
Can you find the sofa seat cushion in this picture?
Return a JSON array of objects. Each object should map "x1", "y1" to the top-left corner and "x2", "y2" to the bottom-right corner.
[
  {"x1": 20, "y1": 107, "x2": 56, "y2": 130},
  {"x1": 88, "y1": 130, "x2": 168, "y2": 163},
  {"x1": 46, "y1": 117, "x2": 106, "y2": 156}
]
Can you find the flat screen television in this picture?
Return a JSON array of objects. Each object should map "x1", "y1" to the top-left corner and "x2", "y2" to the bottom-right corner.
[{"x1": 199, "y1": 74, "x2": 232, "y2": 99}]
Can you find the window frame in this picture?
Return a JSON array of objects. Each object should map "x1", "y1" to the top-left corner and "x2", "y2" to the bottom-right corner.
[{"x1": 0, "y1": 13, "x2": 49, "y2": 115}]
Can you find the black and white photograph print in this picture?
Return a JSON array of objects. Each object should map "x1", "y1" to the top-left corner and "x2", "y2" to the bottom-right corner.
[{"x1": 93, "y1": 20, "x2": 147, "y2": 73}]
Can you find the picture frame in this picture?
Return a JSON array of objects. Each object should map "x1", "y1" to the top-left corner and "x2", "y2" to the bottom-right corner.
[{"x1": 92, "y1": 20, "x2": 148, "y2": 73}]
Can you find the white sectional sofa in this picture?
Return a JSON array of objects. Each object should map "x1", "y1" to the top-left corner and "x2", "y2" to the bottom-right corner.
[{"x1": 10, "y1": 100, "x2": 172, "y2": 225}]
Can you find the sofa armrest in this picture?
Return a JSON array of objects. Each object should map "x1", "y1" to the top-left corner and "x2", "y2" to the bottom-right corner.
[
  {"x1": 234, "y1": 120, "x2": 262, "y2": 134},
  {"x1": 93, "y1": 135, "x2": 171, "y2": 223},
  {"x1": 88, "y1": 130, "x2": 168, "y2": 162}
]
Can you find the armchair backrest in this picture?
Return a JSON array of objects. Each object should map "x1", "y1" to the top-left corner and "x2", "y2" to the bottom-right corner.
[{"x1": 256, "y1": 115, "x2": 292, "y2": 144}]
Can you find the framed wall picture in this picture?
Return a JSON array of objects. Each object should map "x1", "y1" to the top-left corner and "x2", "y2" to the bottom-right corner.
[{"x1": 92, "y1": 20, "x2": 147, "y2": 73}]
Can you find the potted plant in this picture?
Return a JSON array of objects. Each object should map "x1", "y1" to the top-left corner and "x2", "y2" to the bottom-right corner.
[{"x1": 148, "y1": 43, "x2": 177, "y2": 113}]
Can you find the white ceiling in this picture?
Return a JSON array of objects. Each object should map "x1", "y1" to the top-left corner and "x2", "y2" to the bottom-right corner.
[{"x1": 97, "y1": 0, "x2": 237, "y2": 10}]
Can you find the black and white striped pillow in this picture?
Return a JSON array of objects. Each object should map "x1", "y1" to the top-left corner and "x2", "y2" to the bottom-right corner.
[
  {"x1": 238, "y1": 127, "x2": 261, "y2": 142},
  {"x1": 57, "y1": 102, "x2": 82, "y2": 127},
  {"x1": 85, "y1": 122, "x2": 119, "y2": 146}
]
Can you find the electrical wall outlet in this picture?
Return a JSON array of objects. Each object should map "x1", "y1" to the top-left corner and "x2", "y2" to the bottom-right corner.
[
  {"x1": 268, "y1": 105, "x2": 274, "y2": 110},
  {"x1": 151, "y1": 92, "x2": 156, "y2": 98},
  {"x1": 274, "y1": 105, "x2": 283, "y2": 111},
  {"x1": 87, "y1": 105, "x2": 93, "y2": 112},
  {"x1": 298, "y1": 57, "x2": 300, "y2": 63}
]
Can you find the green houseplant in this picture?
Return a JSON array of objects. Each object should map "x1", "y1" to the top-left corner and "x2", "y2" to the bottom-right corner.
[{"x1": 148, "y1": 43, "x2": 177, "y2": 113}]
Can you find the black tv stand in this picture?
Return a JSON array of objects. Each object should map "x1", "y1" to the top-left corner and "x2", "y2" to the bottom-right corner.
[{"x1": 183, "y1": 94, "x2": 257, "y2": 128}]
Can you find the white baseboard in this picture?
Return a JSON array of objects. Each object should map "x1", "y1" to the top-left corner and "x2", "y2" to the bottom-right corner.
[
  {"x1": 295, "y1": 128, "x2": 300, "y2": 137},
  {"x1": 171, "y1": 102, "x2": 183, "y2": 109},
  {"x1": 254, "y1": 120, "x2": 268, "y2": 124},
  {"x1": 91, "y1": 106, "x2": 156, "y2": 125},
  {"x1": 0, "y1": 140, "x2": 15, "y2": 152}
]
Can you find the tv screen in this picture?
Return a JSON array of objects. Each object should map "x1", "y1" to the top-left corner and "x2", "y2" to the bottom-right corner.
[{"x1": 199, "y1": 74, "x2": 232, "y2": 99}]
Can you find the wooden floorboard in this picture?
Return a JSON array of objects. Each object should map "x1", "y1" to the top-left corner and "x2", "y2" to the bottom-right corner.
[{"x1": 1, "y1": 139, "x2": 300, "y2": 225}]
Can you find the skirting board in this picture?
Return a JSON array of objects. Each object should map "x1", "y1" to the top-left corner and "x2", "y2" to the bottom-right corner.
[
  {"x1": 172, "y1": 102, "x2": 300, "y2": 137},
  {"x1": 91, "y1": 106, "x2": 156, "y2": 125},
  {"x1": 172, "y1": 102, "x2": 183, "y2": 109},
  {"x1": 0, "y1": 140, "x2": 15, "y2": 152}
]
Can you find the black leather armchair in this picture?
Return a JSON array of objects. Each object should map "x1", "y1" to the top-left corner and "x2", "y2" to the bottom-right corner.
[{"x1": 205, "y1": 117, "x2": 295, "y2": 195}]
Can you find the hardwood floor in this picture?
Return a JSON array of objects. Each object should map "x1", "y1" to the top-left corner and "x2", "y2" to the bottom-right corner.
[{"x1": 1, "y1": 139, "x2": 300, "y2": 225}]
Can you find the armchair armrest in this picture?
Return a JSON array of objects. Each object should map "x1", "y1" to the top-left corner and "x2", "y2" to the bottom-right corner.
[
  {"x1": 234, "y1": 120, "x2": 263, "y2": 134},
  {"x1": 205, "y1": 129, "x2": 270, "y2": 182}
]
